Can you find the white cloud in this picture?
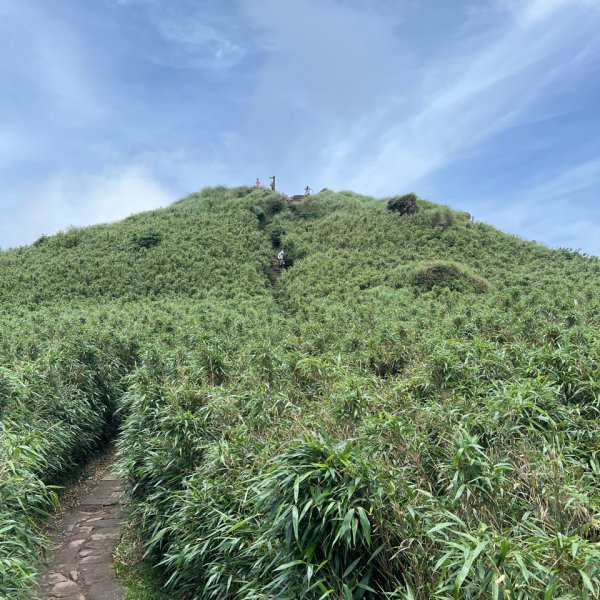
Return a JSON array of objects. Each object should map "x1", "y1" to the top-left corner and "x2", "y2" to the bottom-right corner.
[{"x1": 2, "y1": 166, "x2": 174, "y2": 248}]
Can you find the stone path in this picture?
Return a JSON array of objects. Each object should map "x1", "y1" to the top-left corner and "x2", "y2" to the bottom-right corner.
[{"x1": 36, "y1": 470, "x2": 124, "y2": 600}]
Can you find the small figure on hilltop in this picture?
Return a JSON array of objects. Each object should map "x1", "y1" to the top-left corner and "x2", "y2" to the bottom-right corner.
[
  {"x1": 277, "y1": 249, "x2": 285, "y2": 268},
  {"x1": 269, "y1": 175, "x2": 276, "y2": 191},
  {"x1": 304, "y1": 185, "x2": 312, "y2": 196},
  {"x1": 255, "y1": 177, "x2": 260, "y2": 187}
]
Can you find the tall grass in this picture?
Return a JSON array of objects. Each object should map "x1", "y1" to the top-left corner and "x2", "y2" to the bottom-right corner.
[{"x1": 1, "y1": 187, "x2": 599, "y2": 598}]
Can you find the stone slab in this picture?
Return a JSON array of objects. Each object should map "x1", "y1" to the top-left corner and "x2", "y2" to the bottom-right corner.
[{"x1": 35, "y1": 462, "x2": 125, "y2": 599}]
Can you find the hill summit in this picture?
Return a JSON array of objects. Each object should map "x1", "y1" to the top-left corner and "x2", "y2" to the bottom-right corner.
[{"x1": 1, "y1": 187, "x2": 599, "y2": 599}]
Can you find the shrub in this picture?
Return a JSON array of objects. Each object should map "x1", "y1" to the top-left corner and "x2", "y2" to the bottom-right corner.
[
  {"x1": 430, "y1": 206, "x2": 456, "y2": 229},
  {"x1": 265, "y1": 195, "x2": 284, "y2": 215},
  {"x1": 33, "y1": 234, "x2": 50, "y2": 246},
  {"x1": 56, "y1": 228, "x2": 82, "y2": 248},
  {"x1": 0, "y1": 426, "x2": 56, "y2": 597},
  {"x1": 387, "y1": 193, "x2": 418, "y2": 215},
  {"x1": 288, "y1": 197, "x2": 325, "y2": 220},
  {"x1": 130, "y1": 231, "x2": 163, "y2": 250},
  {"x1": 249, "y1": 437, "x2": 386, "y2": 598},
  {"x1": 410, "y1": 260, "x2": 489, "y2": 293},
  {"x1": 227, "y1": 186, "x2": 254, "y2": 199},
  {"x1": 270, "y1": 223, "x2": 285, "y2": 248}
]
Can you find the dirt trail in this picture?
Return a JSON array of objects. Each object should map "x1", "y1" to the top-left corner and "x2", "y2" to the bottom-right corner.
[{"x1": 35, "y1": 462, "x2": 125, "y2": 600}]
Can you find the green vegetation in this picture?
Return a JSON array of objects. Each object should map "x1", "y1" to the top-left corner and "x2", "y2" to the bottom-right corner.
[
  {"x1": 0, "y1": 186, "x2": 599, "y2": 599},
  {"x1": 387, "y1": 192, "x2": 418, "y2": 215},
  {"x1": 114, "y1": 522, "x2": 170, "y2": 600},
  {"x1": 409, "y1": 260, "x2": 489, "y2": 293},
  {"x1": 130, "y1": 231, "x2": 163, "y2": 251}
]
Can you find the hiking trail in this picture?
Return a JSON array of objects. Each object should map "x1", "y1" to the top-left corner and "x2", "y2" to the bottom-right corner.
[{"x1": 35, "y1": 456, "x2": 125, "y2": 600}]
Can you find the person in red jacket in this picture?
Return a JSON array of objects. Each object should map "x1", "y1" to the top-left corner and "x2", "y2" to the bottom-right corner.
[{"x1": 255, "y1": 178, "x2": 260, "y2": 187}]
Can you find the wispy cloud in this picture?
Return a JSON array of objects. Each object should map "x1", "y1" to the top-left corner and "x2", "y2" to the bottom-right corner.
[
  {"x1": 110, "y1": 0, "x2": 248, "y2": 74},
  {"x1": 318, "y1": 0, "x2": 600, "y2": 194},
  {"x1": 487, "y1": 157, "x2": 600, "y2": 254},
  {"x1": 524, "y1": 158, "x2": 600, "y2": 202},
  {"x1": 157, "y1": 20, "x2": 245, "y2": 71},
  {"x1": 515, "y1": 0, "x2": 600, "y2": 24}
]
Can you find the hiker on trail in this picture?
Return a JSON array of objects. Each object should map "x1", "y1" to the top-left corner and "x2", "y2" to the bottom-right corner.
[
  {"x1": 304, "y1": 185, "x2": 312, "y2": 196},
  {"x1": 255, "y1": 178, "x2": 260, "y2": 187},
  {"x1": 277, "y1": 249, "x2": 285, "y2": 268},
  {"x1": 269, "y1": 175, "x2": 276, "y2": 191}
]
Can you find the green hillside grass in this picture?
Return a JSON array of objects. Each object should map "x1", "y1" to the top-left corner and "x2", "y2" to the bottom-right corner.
[{"x1": 0, "y1": 187, "x2": 599, "y2": 599}]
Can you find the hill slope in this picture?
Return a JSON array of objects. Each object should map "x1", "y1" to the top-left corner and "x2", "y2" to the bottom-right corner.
[{"x1": 1, "y1": 187, "x2": 599, "y2": 599}]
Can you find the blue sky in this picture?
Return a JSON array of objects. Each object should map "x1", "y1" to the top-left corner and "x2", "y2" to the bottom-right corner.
[{"x1": 1, "y1": 0, "x2": 599, "y2": 254}]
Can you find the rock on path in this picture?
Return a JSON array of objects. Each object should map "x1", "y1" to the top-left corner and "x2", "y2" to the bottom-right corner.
[{"x1": 36, "y1": 471, "x2": 124, "y2": 600}]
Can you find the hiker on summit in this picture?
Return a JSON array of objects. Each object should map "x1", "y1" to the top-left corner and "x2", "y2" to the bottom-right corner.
[
  {"x1": 304, "y1": 185, "x2": 312, "y2": 196},
  {"x1": 277, "y1": 249, "x2": 285, "y2": 268},
  {"x1": 269, "y1": 175, "x2": 276, "y2": 191},
  {"x1": 255, "y1": 178, "x2": 260, "y2": 187}
]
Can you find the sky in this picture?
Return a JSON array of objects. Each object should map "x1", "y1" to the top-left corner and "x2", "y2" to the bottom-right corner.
[{"x1": 1, "y1": 0, "x2": 599, "y2": 254}]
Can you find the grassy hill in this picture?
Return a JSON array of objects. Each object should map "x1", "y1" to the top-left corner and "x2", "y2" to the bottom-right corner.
[{"x1": 1, "y1": 187, "x2": 599, "y2": 599}]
